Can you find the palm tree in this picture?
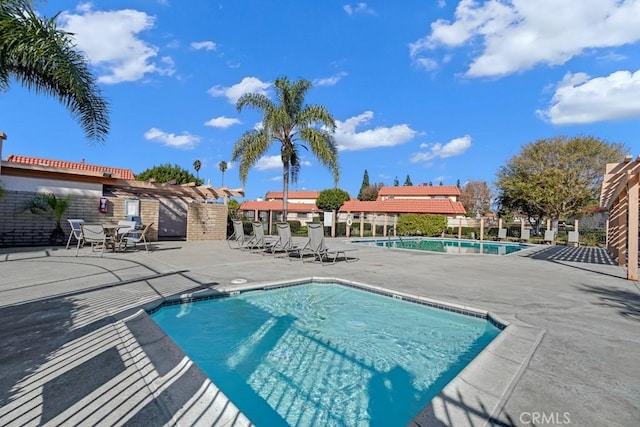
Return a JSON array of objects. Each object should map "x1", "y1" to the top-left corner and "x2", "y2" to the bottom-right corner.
[
  {"x1": 219, "y1": 160, "x2": 228, "y2": 186},
  {"x1": 232, "y1": 77, "x2": 339, "y2": 219},
  {"x1": 24, "y1": 192, "x2": 71, "y2": 244},
  {"x1": 0, "y1": 0, "x2": 110, "y2": 142},
  {"x1": 193, "y1": 159, "x2": 201, "y2": 179}
]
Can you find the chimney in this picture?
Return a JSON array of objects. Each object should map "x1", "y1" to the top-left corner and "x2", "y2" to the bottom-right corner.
[{"x1": 0, "y1": 132, "x2": 7, "y2": 175}]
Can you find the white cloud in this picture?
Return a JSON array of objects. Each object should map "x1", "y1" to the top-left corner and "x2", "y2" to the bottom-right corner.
[
  {"x1": 537, "y1": 69, "x2": 640, "y2": 124},
  {"x1": 204, "y1": 116, "x2": 241, "y2": 128},
  {"x1": 335, "y1": 111, "x2": 416, "y2": 151},
  {"x1": 411, "y1": 135, "x2": 472, "y2": 162},
  {"x1": 144, "y1": 128, "x2": 200, "y2": 149},
  {"x1": 207, "y1": 77, "x2": 271, "y2": 104},
  {"x1": 410, "y1": 0, "x2": 640, "y2": 78},
  {"x1": 191, "y1": 41, "x2": 217, "y2": 51},
  {"x1": 255, "y1": 155, "x2": 282, "y2": 171},
  {"x1": 313, "y1": 72, "x2": 348, "y2": 87},
  {"x1": 343, "y1": 3, "x2": 375, "y2": 15},
  {"x1": 59, "y1": 6, "x2": 174, "y2": 84}
]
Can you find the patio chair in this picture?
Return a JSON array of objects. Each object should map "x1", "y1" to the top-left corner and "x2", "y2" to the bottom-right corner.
[
  {"x1": 66, "y1": 218, "x2": 85, "y2": 250},
  {"x1": 76, "y1": 224, "x2": 110, "y2": 257},
  {"x1": 249, "y1": 221, "x2": 277, "y2": 253},
  {"x1": 227, "y1": 219, "x2": 255, "y2": 250},
  {"x1": 119, "y1": 223, "x2": 153, "y2": 252},
  {"x1": 270, "y1": 222, "x2": 301, "y2": 257},
  {"x1": 520, "y1": 229, "x2": 530, "y2": 242},
  {"x1": 297, "y1": 222, "x2": 358, "y2": 264}
]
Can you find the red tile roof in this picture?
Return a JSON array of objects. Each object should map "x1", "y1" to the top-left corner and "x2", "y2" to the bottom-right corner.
[
  {"x1": 240, "y1": 200, "x2": 319, "y2": 213},
  {"x1": 4, "y1": 155, "x2": 136, "y2": 180},
  {"x1": 265, "y1": 190, "x2": 320, "y2": 200},
  {"x1": 377, "y1": 185, "x2": 460, "y2": 197},
  {"x1": 340, "y1": 199, "x2": 466, "y2": 215},
  {"x1": 239, "y1": 198, "x2": 466, "y2": 215}
]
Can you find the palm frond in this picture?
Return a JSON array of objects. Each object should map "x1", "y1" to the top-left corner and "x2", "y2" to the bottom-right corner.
[
  {"x1": 0, "y1": 1, "x2": 110, "y2": 142},
  {"x1": 231, "y1": 129, "x2": 271, "y2": 184}
]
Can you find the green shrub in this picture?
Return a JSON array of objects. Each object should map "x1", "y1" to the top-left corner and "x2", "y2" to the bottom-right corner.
[
  {"x1": 288, "y1": 220, "x2": 301, "y2": 234},
  {"x1": 398, "y1": 214, "x2": 447, "y2": 236}
]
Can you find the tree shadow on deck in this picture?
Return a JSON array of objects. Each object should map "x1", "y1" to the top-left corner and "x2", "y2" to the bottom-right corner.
[{"x1": 577, "y1": 283, "x2": 640, "y2": 322}]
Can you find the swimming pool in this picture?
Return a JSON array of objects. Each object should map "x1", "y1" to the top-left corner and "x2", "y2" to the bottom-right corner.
[
  {"x1": 357, "y1": 237, "x2": 529, "y2": 255},
  {"x1": 150, "y1": 281, "x2": 502, "y2": 426}
]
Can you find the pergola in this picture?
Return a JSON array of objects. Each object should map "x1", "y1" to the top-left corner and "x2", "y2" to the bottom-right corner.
[{"x1": 600, "y1": 155, "x2": 640, "y2": 281}]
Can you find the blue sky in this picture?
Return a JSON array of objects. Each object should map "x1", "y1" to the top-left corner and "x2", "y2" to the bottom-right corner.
[{"x1": 2, "y1": 0, "x2": 640, "y2": 201}]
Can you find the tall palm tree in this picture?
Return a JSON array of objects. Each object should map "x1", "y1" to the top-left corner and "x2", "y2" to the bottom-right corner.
[
  {"x1": 0, "y1": 0, "x2": 110, "y2": 142},
  {"x1": 193, "y1": 159, "x2": 201, "y2": 179},
  {"x1": 232, "y1": 77, "x2": 339, "y2": 219},
  {"x1": 219, "y1": 160, "x2": 227, "y2": 186}
]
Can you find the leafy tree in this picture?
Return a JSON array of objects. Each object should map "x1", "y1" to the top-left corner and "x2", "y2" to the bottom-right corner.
[
  {"x1": 393, "y1": 176, "x2": 399, "y2": 186},
  {"x1": 232, "y1": 77, "x2": 339, "y2": 219},
  {"x1": 360, "y1": 182, "x2": 383, "y2": 201},
  {"x1": 439, "y1": 181, "x2": 443, "y2": 186},
  {"x1": 495, "y1": 135, "x2": 626, "y2": 224},
  {"x1": 136, "y1": 163, "x2": 203, "y2": 185},
  {"x1": 0, "y1": 0, "x2": 109, "y2": 142},
  {"x1": 357, "y1": 169, "x2": 370, "y2": 200},
  {"x1": 316, "y1": 188, "x2": 351, "y2": 212},
  {"x1": 193, "y1": 159, "x2": 201, "y2": 179},
  {"x1": 219, "y1": 160, "x2": 228, "y2": 186},
  {"x1": 403, "y1": 175, "x2": 413, "y2": 186},
  {"x1": 456, "y1": 179, "x2": 461, "y2": 188},
  {"x1": 23, "y1": 192, "x2": 71, "y2": 243},
  {"x1": 460, "y1": 181, "x2": 492, "y2": 218}
]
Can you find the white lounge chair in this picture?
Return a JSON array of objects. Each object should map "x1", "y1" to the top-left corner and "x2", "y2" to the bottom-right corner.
[
  {"x1": 568, "y1": 231, "x2": 580, "y2": 247},
  {"x1": 497, "y1": 228, "x2": 507, "y2": 241},
  {"x1": 520, "y1": 229, "x2": 530, "y2": 242},
  {"x1": 544, "y1": 230, "x2": 556, "y2": 245},
  {"x1": 66, "y1": 218, "x2": 84, "y2": 249},
  {"x1": 297, "y1": 222, "x2": 358, "y2": 264}
]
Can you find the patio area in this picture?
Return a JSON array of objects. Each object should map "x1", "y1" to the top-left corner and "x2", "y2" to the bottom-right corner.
[{"x1": 0, "y1": 240, "x2": 638, "y2": 426}]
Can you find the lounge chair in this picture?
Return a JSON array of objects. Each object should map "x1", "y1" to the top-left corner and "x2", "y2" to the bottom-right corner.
[
  {"x1": 227, "y1": 219, "x2": 255, "y2": 250},
  {"x1": 497, "y1": 228, "x2": 507, "y2": 241},
  {"x1": 568, "y1": 231, "x2": 580, "y2": 247},
  {"x1": 544, "y1": 230, "x2": 556, "y2": 245},
  {"x1": 66, "y1": 218, "x2": 84, "y2": 249},
  {"x1": 297, "y1": 222, "x2": 358, "y2": 264},
  {"x1": 270, "y1": 222, "x2": 301, "y2": 257},
  {"x1": 249, "y1": 221, "x2": 277, "y2": 253},
  {"x1": 119, "y1": 223, "x2": 153, "y2": 252},
  {"x1": 520, "y1": 229, "x2": 530, "y2": 242},
  {"x1": 76, "y1": 224, "x2": 110, "y2": 257}
]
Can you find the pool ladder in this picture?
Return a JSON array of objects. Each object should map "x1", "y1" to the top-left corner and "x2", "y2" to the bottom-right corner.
[{"x1": 387, "y1": 227, "x2": 404, "y2": 247}]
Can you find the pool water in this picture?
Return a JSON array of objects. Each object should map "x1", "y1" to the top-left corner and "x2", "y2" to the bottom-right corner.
[
  {"x1": 361, "y1": 238, "x2": 528, "y2": 255},
  {"x1": 150, "y1": 283, "x2": 501, "y2": 426}
]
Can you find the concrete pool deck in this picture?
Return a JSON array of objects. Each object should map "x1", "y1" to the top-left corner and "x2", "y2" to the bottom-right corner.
[{"x1": 0, "y1": 240, "x2": 638, "y2": 426}]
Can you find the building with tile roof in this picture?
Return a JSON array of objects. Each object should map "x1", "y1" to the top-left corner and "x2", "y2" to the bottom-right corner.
[{"x1": 239, "y1": 185, "x2": 466, "y2": 236}]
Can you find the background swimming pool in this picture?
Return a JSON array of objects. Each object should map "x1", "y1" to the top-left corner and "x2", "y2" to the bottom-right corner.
[
  {"x1": 358, "y1": 238, "x2": 528, "y2": 255},
  {"x1": 151, "y1": 283, "x2": 501, "y2": 426}
]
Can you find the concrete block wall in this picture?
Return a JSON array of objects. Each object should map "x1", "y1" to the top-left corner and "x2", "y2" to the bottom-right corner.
[
  {"x1": 186, "y1": 203, "x2": 228, "y2": 241},
  {"x1": 0, "y1": 191, "x2": 159, "y2": 246}
]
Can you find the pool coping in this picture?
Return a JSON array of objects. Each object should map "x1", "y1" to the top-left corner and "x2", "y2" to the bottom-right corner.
[
  {"x1": 130, "y1": 276, "x2": 545, "y2": 427},
  {"x1": 350, "y1": 236, "x2": 534, "y2": 257}
]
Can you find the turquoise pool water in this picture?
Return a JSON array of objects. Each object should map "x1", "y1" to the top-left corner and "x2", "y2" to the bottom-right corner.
[
  {"x1": 358, "y1": 238, "x2": 528, "y2": 255},
  {"x1": 150, "y1": 283, "x2": 501, "y2": 426}
]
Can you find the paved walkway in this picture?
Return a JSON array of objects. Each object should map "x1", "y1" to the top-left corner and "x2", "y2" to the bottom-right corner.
[{"x1": 0, "y1": 240, "x2": 638, "y2": 426}]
